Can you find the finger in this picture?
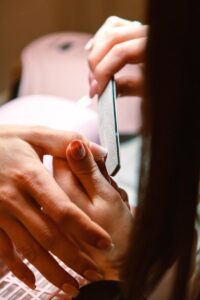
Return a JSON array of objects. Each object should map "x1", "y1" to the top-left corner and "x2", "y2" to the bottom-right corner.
[
  {"x1": 89, "y1": 25, "x2": 147, "y2": 71},
  {"x1": 17, "y1": 163, "x2": 112, "y2": 250},
  {"x1": 91, "y1": 37, "x2": 147, "y2": 95},
  {"x1": 3, "y1": 191, "x2": 104, "y2": 281},
  {"x1": 53, "y1": 158, "x2": 112, "y2": 233},
  {"x1": 95, "y1": 16, "x2": 138, "y2": 40},
  {"x1": 0, "y1": 125, "x2": 108, "y2": 161},
  {"x1": 109, "y1": 178, "x2": 130, "y2": 209},
  {"x1": 96, "y1": 159, "x2": 111, "y2": 183},
  {"x1": 53, "y1": 158, "x2": 89, "y2": 210},
  {"x1": 85, "y1": 16, "x2": 135, "y2": 53},
  {"x1": 0, "y1": 217, "x2": 80, "y2": 297},
  {"x1": 0, "y1": 125, "x2": 82, "y2": 158},
  {"x1": 0, "y1": 228, "x2": 35, "y2": 289},
  {"x1": 116, "y1": 71, "x2": 144, "y2": 97},
  {"x1": 66, "y1": 140, "x2": 118, "y2": 199}
]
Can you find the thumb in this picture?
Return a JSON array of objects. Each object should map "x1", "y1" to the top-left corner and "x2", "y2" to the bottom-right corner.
[{"x1": 66, "y1": 140, "x2": 110, "y2": 198}]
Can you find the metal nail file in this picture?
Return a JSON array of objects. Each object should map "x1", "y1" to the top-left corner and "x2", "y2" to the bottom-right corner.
[{"x1": 98, "y1": 78, "x2": 120, "y2": 176}]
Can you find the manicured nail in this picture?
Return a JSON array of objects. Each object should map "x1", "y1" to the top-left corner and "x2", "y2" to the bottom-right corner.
[
  {"x1": 70, "y1": 140, "x2": 86, "y2": 160},
  {"x1": 132, "y1": 21, "x2": 142, "y2": 27},
  {"x1": 62, "y1": 283, "x2": 79, "y2": 298},
  {"x1": 89, "y1": 79, "x2": 99, "y2": 98},
  {"x1": 83, "y1": 270, "x2": 104, "y2": 281},
  {"x1": 89, "y1": 142, "x2": 108, "y2": 160},
  {"x1": 22, "y1": 278, "x2": 36, "y2": 289},
  {"x1": 85, "y1": 38, "x2": 93, "y2": 50},
  {"x1": 97, "y1": 239, "x2": 115, "y2": 250}
]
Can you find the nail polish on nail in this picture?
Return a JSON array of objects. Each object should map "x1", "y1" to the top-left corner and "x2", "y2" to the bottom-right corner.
[
  {"x1": 85, "y1": 38, "x2": 93, "y2": 50},
  {"x1": 83, "y1": 269, "x2": 104, "y2": 281},
  {"x1": 89, "y1": 80, "x2": 99, "y2": 98},
  {"x1": 70, "y1": 140, "x2": 86, "y2": 160},
  {"x1": 22, "y1": 278, "x2": 36, "y2": 289},
  {"x1": 89, "y1": 142, "x2": 108, "y2": 160},
  {"x1": 97, "y1": 239, "x2": 115, "y2": 250},
  {"x1": 62, "y1": 283, "x2": 79, "y2": 298}
]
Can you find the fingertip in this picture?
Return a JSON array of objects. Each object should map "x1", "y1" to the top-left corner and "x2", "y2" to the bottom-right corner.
[
  {"x1": 62, "y1": 283, "x2": 80, "y2": 298},
  {"x1": 17, "y1": 266, "x2": 36, "y2": 289},
  {"x1": 85, "y1": 38, "x2": 94, "y2": 51},
  {"x1": 22, "y1": 277, "x2": 36, "y2": 289}
]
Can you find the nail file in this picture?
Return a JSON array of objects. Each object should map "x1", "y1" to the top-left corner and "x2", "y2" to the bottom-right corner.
[{"x1": 98, "y1": 79, "x2": 120, "y2": 176}]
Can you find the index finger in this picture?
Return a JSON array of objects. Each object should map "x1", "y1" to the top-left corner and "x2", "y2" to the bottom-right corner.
[
  {"x1": 88, "y1": 25, "x2": 147, "y2": 72},
  {"x1": 0, "y1": 125, "x2": 107, "y2": 161}
]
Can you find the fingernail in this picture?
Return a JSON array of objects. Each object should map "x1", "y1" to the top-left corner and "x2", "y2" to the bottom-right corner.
[
  {"x1": 132, "y1": 21, "x2": 142, "y2": 27},
  {"x1": 22, "y1": 278, "x2": 36, "y2": 289},
  {"x1": 89, "y1": 80, "x2": 99, "y2": 98},
  {"x1": 83, "y1": 269, "x2": 104, "y2": 281},
  {"x1": 89, "y1": 142, "x2": 108, "y2": 160},
  {"x1": 97, "y1": 239, "x2": 115, "y2": 250},
  {"x1": 70, "y1": 140, "x2": 86, "y2": 160},
  {"x1": 62, "y1": 283, "x2": 79, "y2": 298},
  {"x1": 85, "y1": 38, "x2": 93, "y2": 50}
]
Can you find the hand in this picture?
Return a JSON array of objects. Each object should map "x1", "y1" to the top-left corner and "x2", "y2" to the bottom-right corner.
[
  {"x1": 86, "y1": 16, "x2": 148, "y2": 97},
  {"x1": 0, "y1": 125, "x2": 112, "y2": 297},
  {"x1": 53, "y1": 139, "x2": 133, "y2": 280}
]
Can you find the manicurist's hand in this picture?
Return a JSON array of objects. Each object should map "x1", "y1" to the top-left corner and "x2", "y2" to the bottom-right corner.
[
  {"x1": 0, "y1": 125, "x2": 112, "y2": 297},
  {"x1": 86, "y1": 16, "x2": 148, "y2": 98},
  {"x1": 53, "y1": 139, "x2": 133, "y2": 280}
]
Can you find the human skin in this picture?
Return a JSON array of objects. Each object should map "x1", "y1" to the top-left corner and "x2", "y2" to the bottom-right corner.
[
  {"x1": 0, "y1": 125, "x2": 112, "y2": 297},
  {"x1": 86, "y1": 16, "x2": 148, "y2": 98},
  {"x1": 53, "y1": 139, "x2": 133, "y2": 281}
]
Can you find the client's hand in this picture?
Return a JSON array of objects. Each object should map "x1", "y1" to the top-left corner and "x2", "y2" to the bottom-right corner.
[
  {"x1": 86, "y1": 16, "x2": 148, "y2": 98},
  {"x1": 53, "y1": 140, "x2": 133, "y2": 281},
  {"x1": 0, "y1": 125, "x2": 112, "y2": 297}
]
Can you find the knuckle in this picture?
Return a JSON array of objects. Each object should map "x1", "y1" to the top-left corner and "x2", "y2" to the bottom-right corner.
[
  {"x1": 0, "y1": 187, "x2": 16, "y2": 208},
  {"x1": 79, "y1": 166, "x2": 103, "y2": 191},
  {"x1": 103, "y1": 27, "x2": 116, "y2": 40},
  {"x1": 70, "y1": 131, "x2": 84, "y2": 141},
  {"x1": 95, "y1": 64, "x2": 110, "y2": 81},
  {"x1": 20, "y1": 245, "x2": 36, "y2": 262},
  {"x1": 39, "y1": 230, "x2": 56, "y2": 251},
  {"x1": 81, "y1": 163, "x2": 98, "y2": 177},
  {"x1": 119, "y1": 188, "x2": 129, "y2": 202},
  {"x1": 65, "y1": 251, "x2": 80, "y2": 269},
  {"x1": 14, "y1": 163, "x2": 39, "y2": 187},
  {"x1": 113, "y1": 43, "x2": 126, "y2": 60},
  {"x1": 69, "y1": 252, "x2": 89, "y2": 274},
  {"x1": 56, "y1": 205, "x2": 75, "y2": 227},
  {"x1": 106, "y1": 16, "x2": 120, "y2": 26}
]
